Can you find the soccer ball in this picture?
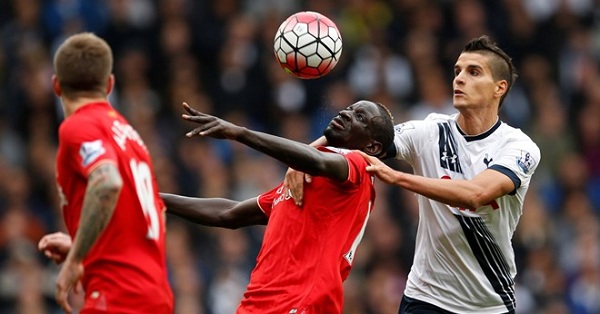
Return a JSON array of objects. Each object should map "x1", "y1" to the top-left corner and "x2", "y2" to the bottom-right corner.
[{"x1": 273, "y1": 11, "x2": 343, "y2": 79}]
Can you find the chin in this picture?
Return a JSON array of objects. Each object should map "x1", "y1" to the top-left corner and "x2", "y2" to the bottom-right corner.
[
  {"x1": 323, "y1": 130, "x2": 334, "y2": 142},
  {"x1": 323, "y1": 134, "x2": 341, "y2": 147},
  {"x1": 453, "y1": 102, "x2": 469, "y2": 110}
]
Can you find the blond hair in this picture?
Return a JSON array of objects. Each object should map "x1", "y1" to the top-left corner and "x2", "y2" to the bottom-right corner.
[{"x1": 53, "y1": 33, "x2": 113, "y2": 97}]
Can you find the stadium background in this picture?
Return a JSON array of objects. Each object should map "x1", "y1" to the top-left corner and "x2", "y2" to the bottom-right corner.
[{"x1": 0, "y1": 0, "x2": 599, "y2": 313}]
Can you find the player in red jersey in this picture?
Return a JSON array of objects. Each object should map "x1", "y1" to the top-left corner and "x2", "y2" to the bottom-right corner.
[
  {"x1": 161, "y1": 100, "x2": 394, "y2": 313},
  {"x1": 37, "y1": 33, "x2": 173, "y2": 314}
]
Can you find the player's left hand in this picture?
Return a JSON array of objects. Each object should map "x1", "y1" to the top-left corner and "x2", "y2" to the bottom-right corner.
[
  {"x1": 283, "y1": 167, "x2": 312, "y2": 206},
  {"x1": 55, "y1": 259, "x2": 84, "y2": 314},
  {"x1": 181, "y1": 102, "x2": 243, "y2": 140}
]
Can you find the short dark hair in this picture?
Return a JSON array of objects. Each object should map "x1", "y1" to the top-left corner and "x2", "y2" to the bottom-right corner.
[
  {"x1": 53, "y1": 33, "x2": 113, "y2": 97},
  {"x1": 370, "y1": 102, "x2": 394, "y2": 158},
  {"x1": 462, "y1": 35, "x2": 517, "y2": 108}
]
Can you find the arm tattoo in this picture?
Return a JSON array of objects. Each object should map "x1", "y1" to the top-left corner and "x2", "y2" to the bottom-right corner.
[{"x1": 70, "y1": 162, "x2": 123, "y2": 261}]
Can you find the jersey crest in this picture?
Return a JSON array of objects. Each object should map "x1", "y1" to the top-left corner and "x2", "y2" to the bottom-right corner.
[
  {"x1": 483, "y1": 154, "x2": 493, "y2": 167},
  {"x1": 437, "y1": 122, "x2": 463, "y2": 173}
]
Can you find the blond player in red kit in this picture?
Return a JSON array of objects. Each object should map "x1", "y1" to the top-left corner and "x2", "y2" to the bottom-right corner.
[{"x1": 38, "y1": 33, "x2": 173, "y2": 314}]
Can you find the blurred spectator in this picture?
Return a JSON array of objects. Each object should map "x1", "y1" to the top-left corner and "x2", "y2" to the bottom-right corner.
[{"x1": 406, "y1": 66, "x2": 455, "y2": 120}]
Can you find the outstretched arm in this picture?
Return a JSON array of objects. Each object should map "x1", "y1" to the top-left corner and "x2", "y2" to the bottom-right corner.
[
  {"x1": 182, "y1": 103, "x2": 349, "y2": 182},
  {"x1": 160, "y1": 193, "x2": 267, "y2": 229},
  {"x1": 360, "y1": 152, "x2": 515, "y2": 209}
]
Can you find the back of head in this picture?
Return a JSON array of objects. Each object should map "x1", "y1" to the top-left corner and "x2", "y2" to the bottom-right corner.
[
  {"x1": 462, "y1": 35, "x2": 517, "y2": 107},
  {"x1": 54, "y1": 33, "x2": 113, "y2": 98},
  {"x1": 370, "y1": 102, "x2": 395, "y2": 158}
]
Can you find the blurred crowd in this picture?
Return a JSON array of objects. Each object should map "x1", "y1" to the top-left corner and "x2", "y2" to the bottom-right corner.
[{"x1": 0, "y1": 0, "x2": 599, "y2": 313}]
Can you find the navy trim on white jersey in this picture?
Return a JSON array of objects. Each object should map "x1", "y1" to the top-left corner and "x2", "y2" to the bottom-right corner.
[
  {"x1": 456, "y1": 214, "x2": 516, "y2": 313},
  {"x1": 456, "y1": 119, "x2": 502, "y2": 142},
  {"x1": 489, "y1": 165, "x2": 520, "y2": 195},
  {"x1": 437, "y1": 122, "x2": 463, "y2": 173}
]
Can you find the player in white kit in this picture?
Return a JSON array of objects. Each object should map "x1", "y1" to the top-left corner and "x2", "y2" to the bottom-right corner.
[{"x1": 361, "y1": 36, "x2": 541, "y2": 313}]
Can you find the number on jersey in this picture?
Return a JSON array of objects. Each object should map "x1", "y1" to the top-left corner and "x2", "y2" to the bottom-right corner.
[{"x1": 130, "y1": 160, "x2": 160, "y2": 240}]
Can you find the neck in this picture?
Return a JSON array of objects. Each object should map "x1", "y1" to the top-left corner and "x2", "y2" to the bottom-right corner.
[
  {"x1": 61, "y1": 96, "x2": 107, "y2": 117},
  {"x1": 456, "y1": 110, "x2": 499, "y2": 135}
]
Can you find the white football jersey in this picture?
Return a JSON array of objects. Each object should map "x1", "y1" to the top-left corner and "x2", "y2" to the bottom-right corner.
[{"x1": 392, "y1": 113, "x2": 540, "y2": 313}]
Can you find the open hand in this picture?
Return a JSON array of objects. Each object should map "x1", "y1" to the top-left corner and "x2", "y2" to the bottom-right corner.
[{"x1": 182, "y1": 102, "x2": 243, "y2": 140}]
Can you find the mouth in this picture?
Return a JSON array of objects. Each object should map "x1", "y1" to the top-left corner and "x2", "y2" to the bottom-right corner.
[
  {"x1": 330, "y1": 116, "x2": 344, "y2": 130},
  {"x1": 454, "y1": 89, "x2": 464, "y2": 96}
]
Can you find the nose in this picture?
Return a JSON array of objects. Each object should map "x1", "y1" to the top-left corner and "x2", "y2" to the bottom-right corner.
[
  {"x1": 454, "y1": 72, "x2": 465, "y2": 86},
  {"x1": 339, "y1": 110, "x2": 351, "y2": 120}
]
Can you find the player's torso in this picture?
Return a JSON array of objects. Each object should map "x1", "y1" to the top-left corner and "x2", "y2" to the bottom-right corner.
[
  {"x1": 56, "y1": 103, "x2": 172, "y2": 312},
  {"x1": 241, "y1": 169, "x2": 373, "y2": 313},
  {"x1": 412, "y1": 119, "x2": 522, "y2": 238},
  {"x1": 405, "y1": 118, "x2": 521, "y2": 313}
]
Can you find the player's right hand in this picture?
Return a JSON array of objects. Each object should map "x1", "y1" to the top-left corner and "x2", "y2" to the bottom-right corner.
[
  {"x1": 182, "y1": 102, "x2": 243, "y2": 140},
  {"x1": 283, "y1": 168, "x2": 312, "y2": 206},
  {"x1": 38, "y1": 232, "x2": 72, "y2": 264},
  {"x1": 56, "y1": 259, "x2": 84, "y2": 314}
]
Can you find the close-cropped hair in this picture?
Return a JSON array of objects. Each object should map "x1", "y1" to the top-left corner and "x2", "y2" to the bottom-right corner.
[
  {"x1": 370, "y1": 102, "x2": 394, "y2": 158},
  {"x1": 53, "y1": 33, "x2": 113, "y2": 97},
  {"x1": 463, "y1": 35, "x2": 518, "y2": 108}
]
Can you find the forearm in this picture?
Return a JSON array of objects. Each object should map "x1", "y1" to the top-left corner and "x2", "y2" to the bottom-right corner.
[
  {"x1": 236, "y1": 129, "x2": 329, "y2": 176},
  {"x1": 183, "y1": 107, "x2": 344, "y2": 178},
  {"x1": 392, "y1": 172, "x2": 497, "y2": 210},
  {"x1": 161, "y1": 193, "x2": 239, "y2": 227},
  {"x1": 68, "y1": 163, "x2": 122, "y2": 262},
  {"x1": 161, "y1": 193, "x2": 267, "y2": 229}
]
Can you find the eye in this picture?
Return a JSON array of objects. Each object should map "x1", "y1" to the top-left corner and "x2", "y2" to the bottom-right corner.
[{"x1": 357, "y1": 114, "x2": 365, "y2": 122}]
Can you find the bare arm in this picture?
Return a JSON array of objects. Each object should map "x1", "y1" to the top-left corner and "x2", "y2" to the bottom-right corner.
[
  {"x1": 68, "y1": 162, "x2": 123, "y2": 262},
  {"x1": 309, "y1": 136, "x2": 327, "y2": 147},
  {"x1": 160, "y1": 193, "x2": 267, "y2": 229},
  {"x1": 55, "y1": 162, "x2": 122, "y2": 313},
  {"x1": 283, "y1": 135, "x2": 327, "y2": 205},
  {"x1": 182, "y1": 103, "x2": 349, "y2": 181},
  {"x1": 361, "y1": 152, "x2": 515, "y2": 209}
]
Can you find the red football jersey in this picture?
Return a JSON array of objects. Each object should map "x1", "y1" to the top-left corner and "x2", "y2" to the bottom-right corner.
[
  {"x1": 56, "y1": 102, "x2": 173, "y2": 313},
  {"x1": 238, "y1": 147, "x2": 375, "y2": 314}
]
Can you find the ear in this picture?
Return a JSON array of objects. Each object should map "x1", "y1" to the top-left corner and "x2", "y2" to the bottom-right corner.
[
  {"x1": 52, "y1": 75, "x2": 62, "y2": 97},
  {"x1": 106, "y1": 74, "x2": 115, "y2": 95},
  {"x1": 495, "y1": 80, "x2": 508, "y2": 99},
  {"x1": 362, "y1": 141, "x2": 383, "y2": 157}
]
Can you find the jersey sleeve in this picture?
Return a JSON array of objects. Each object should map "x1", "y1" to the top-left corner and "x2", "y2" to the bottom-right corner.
[
  {"x1": 488, "y1": 136, "x2": 541, "y2": 192},
  {"x1": 343, "y1": 150, "x2": 369, "y2": 186},
  {"x1": 59, "y1": 117, "x2": 118, "y2": 177},
  {"x1": 257, "y1": 183, "x2": 284, "y2": 218},
  {"x1": 316, "y1": 146, "x2": 367, "y2": 187}
]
